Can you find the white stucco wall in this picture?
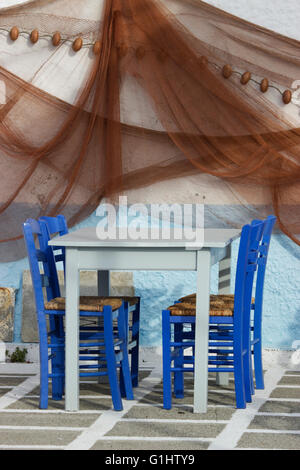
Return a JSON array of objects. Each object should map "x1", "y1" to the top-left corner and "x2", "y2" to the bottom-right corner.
[{"x1": 205, "y1": 0, "x2": 300, "y2": 39}]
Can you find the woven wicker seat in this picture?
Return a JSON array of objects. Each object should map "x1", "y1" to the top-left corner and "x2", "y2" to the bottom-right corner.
[
  {"x1": 108, "y1": 296, "x2": 140, "y2": 307},
  {"x1": 168, "y1": 301, "x2": 233, "y2": 317},
  {"x1": 45, "y1": 296, "x2": 122, "y2": 312},
  {"x1": 179, "y1": 293, "x2": 254, "y2": 308}
]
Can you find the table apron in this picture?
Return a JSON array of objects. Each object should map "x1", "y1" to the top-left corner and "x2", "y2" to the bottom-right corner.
[
  {"x1": 76, "y1": 248, "x2": 197, "y2": 270},
  {"x1": 67, "y1": 246, "x2": 228, "y2": 271}
]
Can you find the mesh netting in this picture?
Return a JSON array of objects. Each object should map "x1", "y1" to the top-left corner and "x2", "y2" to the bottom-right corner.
[{"x1": 0, "y1": 0, "x2": 300, "y2": 260}]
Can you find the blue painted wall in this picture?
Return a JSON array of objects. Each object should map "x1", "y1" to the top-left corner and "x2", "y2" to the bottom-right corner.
[{"x1": 1, "y1": 212, "x2": 300, "y2": 350}]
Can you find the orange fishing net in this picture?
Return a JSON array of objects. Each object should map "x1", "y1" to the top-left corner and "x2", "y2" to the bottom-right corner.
[{"x1": 0, "y1": 0, "x2": 300, "y2": 260}]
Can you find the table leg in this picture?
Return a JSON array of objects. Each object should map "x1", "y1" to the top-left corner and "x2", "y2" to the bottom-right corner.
[
  {"x1": 97, "y1": 270, "x2": 110, "y2": 296},
  {"x1": 194, "y1": 249, "x2": 211, "y2": 413},
  {"x1": 216, "y1": 245, "x2": 232, "y2": 386},
  {"x1": 65, "y1": 248, "x2": 80, "y2": 411},
  {"x1": 97, "y1": 271, "x2": 110, "y2": 383}
]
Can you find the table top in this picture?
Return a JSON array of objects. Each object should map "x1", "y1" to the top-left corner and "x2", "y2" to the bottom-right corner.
[{"x1": 49, "y1": 227, "x2": 241, "y2": 250}]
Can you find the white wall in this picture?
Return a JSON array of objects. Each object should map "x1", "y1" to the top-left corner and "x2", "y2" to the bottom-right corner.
[
  {"x1": 205, "y1": 0, "x2": 300, "y2": 40},
  {"x1": 0, "y1": 0, "x2": 31, "y2": 9}
]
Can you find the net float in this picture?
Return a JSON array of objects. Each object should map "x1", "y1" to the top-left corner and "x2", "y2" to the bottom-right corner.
[
  {"x1": 52, "y1": 32, "x2": 61, "y2": 47},
  {"x1": 222, "y1": 64, "x2": 232, "y2": 79},
  {"x1": 30, "y1": 29, "x2": 39, "y2": 44},
  {"x1": 241, "y1": 71, "x2": 251, "y2": 85},
  {"x1": 72, "y1": 37, "x2": 83, "y2": 52},
  {"x1": 10, "y1": 27, "x2": 19, "y2": 41},
  {"x1": 282, "y1": 90, "x2": 292, "y2": 104},
  {"x1": 260, "y1": 78, "x2": 269, "y2": 93}
]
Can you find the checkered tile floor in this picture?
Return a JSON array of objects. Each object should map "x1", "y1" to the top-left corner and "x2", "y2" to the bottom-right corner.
[{"x1": 0, "y1": 361, "x2": 299, "y2": 450}]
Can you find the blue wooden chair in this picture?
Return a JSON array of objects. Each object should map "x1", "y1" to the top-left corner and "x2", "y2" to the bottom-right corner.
[
  {"x1": 250, "y1": 215, "x2": 276, "y2": 389},
  {"x1": 162, "y1": 221, "x2": 264, "y2": 410},
  {"x1": 179, "y1": 215, "x2": 276, "y2": 393},
  {"x1": 23, "y1": 218, "x2": 134, "y2": 410},
  {"x1": 39, "y1": 215, "x2": 141, "y2": 388}
]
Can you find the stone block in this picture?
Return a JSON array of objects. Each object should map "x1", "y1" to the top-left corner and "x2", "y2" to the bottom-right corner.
[
  {"x1": 0, "y1": 287, "x2": 16, "y2": 342},
  {"x1": 21, "y1": 270, "x2": 135, "y2": 343}
]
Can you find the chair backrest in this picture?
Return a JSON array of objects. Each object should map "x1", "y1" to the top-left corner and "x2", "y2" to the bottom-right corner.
[
  {"x1": 233, "y1": 221, "x2": 264, "y2": 337},
  {"x1": 23, "y1": 218, "x2": 61, "y2": 314},
  {"x1": 251, "y1": 215, "x2": 276, "y2": 334},
  {"x1": 39, "y1": 215, "x2": 68, "y2": 268}
]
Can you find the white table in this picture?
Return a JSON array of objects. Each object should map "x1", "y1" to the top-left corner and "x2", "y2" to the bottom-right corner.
[{"x1": 49, "y1": 228, "x2": 240, "y2": 412}]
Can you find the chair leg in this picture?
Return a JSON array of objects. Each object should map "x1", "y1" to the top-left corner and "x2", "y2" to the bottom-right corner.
[
  {"x1": 174, "y1": 323, "x2": 184, "y2": 398},
  {"x1": 118, "y1": 304, "x2": 134, "y2": 400},
  {"x1": 119, "y1": 304, "x2": 128, "y2": 398},
  {"x1": 162, "y1": 310, "x2": 172, "y2": 410},
  {"x1": 243, "y1": 349, "x2": 252, "y2": 403},
  {"x1": 233, "y1": 339, "x2": 246, "y2": 409},
  {"x1": 249, "y1": 349, "x2": 255, "y2": 395},
  {"x1": 234, "y1": 365, "x2": 246, "y2": 408},
  {"x1": 120, "y1": 355, "x2": 134, "y2": 401},
  {"x1": 253, "y1": 341, "x2": 264, "y2": 389},
  {"x1": 51, "y1": 359, "x2": 64, "y2": 400},
  {"x1": 242, "y1": 309, "x2": 253, "y2": 403},
  {"x1": 39, "y1": 324, "x2": 49, "y2": 409},
  {"x1": 131, "y1": 302, "x2": 140, "y2": 388},
  {"x1": 103, "y1": 306, "x2": 123, "y2": 411},
  {"x1": 50, "y1": 334, "x2": 64, "y2": 401}
]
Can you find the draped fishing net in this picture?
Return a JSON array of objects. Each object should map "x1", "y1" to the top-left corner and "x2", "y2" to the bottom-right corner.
[{"x1": 0, "y1": 0, "x2": 300, "y2": 260}]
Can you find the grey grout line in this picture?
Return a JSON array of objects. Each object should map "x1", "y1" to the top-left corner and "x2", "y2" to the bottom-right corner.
[
  {"x1": 65, "y1": 363, "x2": 163, "y2": 450},
  {"x1": 0, "y1": 376, "x2": 37, "y2": 378},
  {"x1": 208, "y1": 366, "x2": 286, "y2": 450},
  {"x1": 257, "y1": 412, "x2": 300, "y2": 417},
  {"x1": 0, "y1": 425, "x2": 88, "y2": 431},
  {"x1": 133, "y1": 403, "x2": 235, "y2": 408},
  {"x1": 0, "y1": 445, "x2": 65, "y2": 450},
  {"x1": 266, "y1": 398, "x2": 300, "y2": 402},
  {"x1": 235, "y1": 448, "x2": 287, "y2": 451},
  {"x1": 0, "y1": 409, "x2": 102, "y2": 414},
  {"x1": 283, "y1": 375, "x2": 300, "y2": 377},
  {"x1": 154, "y1": 387, "x2": 235, "y2": 395},
  {"x1": 25, "y1": 394, "x2": 113, "y2": 400},
  {"x1": 193, "y1": 389, "x2": 235, "y2": 394},
  {"x1": 97, "y1": 436, "x2": 213, "y2": 442},
  {"x1": 273, "y1": 385, "x2": 300, "y2": 388},
  {"x1": 121, "y1": 418, "x2": 230, "y2": 424},
  {"x1": 246, "y1": 429, "x2": 300, "y2": 434}
]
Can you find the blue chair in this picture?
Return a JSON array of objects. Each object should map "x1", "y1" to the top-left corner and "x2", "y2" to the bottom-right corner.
[
  {"x1": 250, "y1": 215, "x2": 276, "y2": 389},
  {"x1": 39, "y1": 215, "x2": 141, "y2": 388},
  {"x1": 178, "y1": 215, "x2": 276, "y2": 392},
  {"x1": 162, "y1": 221, "x2": 264, "y2": 410},
  {"x1": 23, "y1": 218, "x2": 134, "y2": 410}
]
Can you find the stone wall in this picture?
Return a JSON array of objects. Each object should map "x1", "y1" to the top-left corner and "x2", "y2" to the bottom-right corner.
[{"x1": 0, "y1": 287, "x2": 15, "y2": 342}]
